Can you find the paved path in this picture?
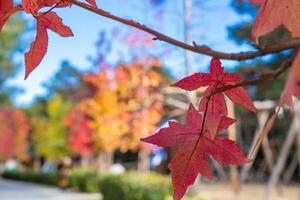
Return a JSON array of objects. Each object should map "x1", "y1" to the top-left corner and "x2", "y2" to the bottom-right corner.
[{"x1": 0, "y1": 179, "x2": 101, "y2": 200}]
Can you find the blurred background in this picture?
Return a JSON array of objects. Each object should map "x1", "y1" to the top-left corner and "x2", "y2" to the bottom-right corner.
[{"x1": 0, "y1": 0, "x2": 299, "y2": 200}]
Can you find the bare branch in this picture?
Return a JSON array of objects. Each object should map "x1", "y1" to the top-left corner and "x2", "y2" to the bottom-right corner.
[{"x1": 69, "y1": 0, "x2": 300, "y2": 60}]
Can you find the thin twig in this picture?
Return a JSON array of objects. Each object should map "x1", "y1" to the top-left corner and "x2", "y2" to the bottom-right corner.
[{"x1": 68, "y1": 0, "x2": 300, "y2": 60}]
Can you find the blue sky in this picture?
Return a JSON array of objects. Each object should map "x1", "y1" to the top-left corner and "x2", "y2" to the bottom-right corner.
[{"x1": 7, "y1": 0, "x2": 254, "y2": 106}]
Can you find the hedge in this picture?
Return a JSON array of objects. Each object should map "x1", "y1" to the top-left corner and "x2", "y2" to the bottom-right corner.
[
  {"x1": 2, "y1": 169, "x2": 205, "y2": 200},
  {"x1": 2, "y1": 169, "x2": 172, "y2": 200},
  {"x1": 2, "y1": 170, "x2": 58, "y2": 186}
]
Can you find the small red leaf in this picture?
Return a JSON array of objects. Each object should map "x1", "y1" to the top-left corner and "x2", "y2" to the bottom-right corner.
[
  {"x1": 142, "y1": 104, "x2": 250, "y2": 200},
  {"x1": 25, "y1": 12, "x2": 73, "y2": 79},
  {"x1": 171, "y1": 73, "x2": 214, "y2": 91},
  {"x1": 24, "y1": 21, "x2": 48, "y2": 79}
]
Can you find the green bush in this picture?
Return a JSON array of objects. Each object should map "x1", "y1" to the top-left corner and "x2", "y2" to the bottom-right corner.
[
  {"x1": 2, "y1": 170, "x2": 58, "y2": 186},
  {"x1": 69, "y1": 168, "x2": 99, "y2": 193},
  {"x1": 99, "y1": 172, "x2": 172, "y2": 200},
  {"x1": 98, "y1": 174, "x2": 126, "y2": 200},
  {"x1": 2, "y1": 169, "x2": 172, "y2": 200}
]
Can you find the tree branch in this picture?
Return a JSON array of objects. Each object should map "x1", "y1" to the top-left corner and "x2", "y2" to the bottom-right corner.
[{"x1": 68, "y1": 0, "x2": 300, "y2": 60}]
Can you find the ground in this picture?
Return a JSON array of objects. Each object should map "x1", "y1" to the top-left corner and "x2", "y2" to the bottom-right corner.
[
  {"x1": 0, "y1": 179, "x2": 101, "y2": 200},
  {"x1": 0, "y1": 178, "x2": 299, "y2": 200},
  {"x1": 196, "y1": 183, "x2": 300, "y2": 200}
]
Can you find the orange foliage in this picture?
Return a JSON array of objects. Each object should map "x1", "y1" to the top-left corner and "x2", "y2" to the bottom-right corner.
[{"x1": 80, "y1": 58, "x2": 166, "y2": 153}]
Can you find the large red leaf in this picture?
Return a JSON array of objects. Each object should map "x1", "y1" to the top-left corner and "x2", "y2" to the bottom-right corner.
[
  {"x1": 141, "y1": 104, "x2": 249, "y2": 200},
  {"x1": 0, "y1": 0, "x2": 13, "y2": 30},
  {"x1": 251, "y1": 0, "x2": 300, "y2": 41},
  {"x1": 172, "y1": 58, "x2": 256, "y2": 135},
  {"x1": 25, "y1": 12, "x2": 73, "y2": 79},
  {"x1": 281, "y1": 50, "x2": 300, "y2": 106}
]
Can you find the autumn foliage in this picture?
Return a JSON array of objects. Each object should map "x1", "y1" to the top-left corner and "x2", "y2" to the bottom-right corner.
[
  {"x1": 0, "y1": 108, "x2": 30, "y2": 161},
  {"x1": 79, "y1": 59, "x2": 165, "y2": 153},
  {"x1": 142, "y1": 59, "x2": 254, "y2": 200},
  {"x1": 64, "y1": 107, "x2": 93, "y2": 156}
]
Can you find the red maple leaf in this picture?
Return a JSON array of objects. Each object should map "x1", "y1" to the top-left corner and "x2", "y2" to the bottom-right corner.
[
  {"x1": 25, "y1": 11, "x2": 73, "y2": 79},
  {"x1": 251, "y1": 0, "x2": 300, "y2": 41},
  {"x1": 22, "y1": 0, "x2": 71, "y2": 14},
  {"x1": 0, "y1": 0, "x2": 13, "y2": 30},
  {"x1": 281, "y1": 50, "x2": 300, "y2": 106},
  {"x1": 141, "y1": 104, "x2": 249, "y2": 200},
  {"x1": 172, "y1": 58, "x2": 256, "y2": 136}
]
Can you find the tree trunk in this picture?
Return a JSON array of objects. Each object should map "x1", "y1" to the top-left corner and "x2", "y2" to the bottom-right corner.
[
  {"x1": 97, "y1": 152, "x2": 113, "y2": 174},
  {"x1": 183, "y1": 0, "x2": 197, "y2": 106},
  {"x1": 138, "y1": 151, "x2": 149, "y2": 173},
  {"x1": 81, "y1": 155, "x2": 91, "y2": 168},
  {"x1": 33, "y1": 156, "x2": 41, "y2": 171}
]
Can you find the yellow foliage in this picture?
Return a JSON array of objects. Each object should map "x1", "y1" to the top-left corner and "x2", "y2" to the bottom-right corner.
[{"x1": 81, "y1": 59, "x2": 166, "y2": 153}]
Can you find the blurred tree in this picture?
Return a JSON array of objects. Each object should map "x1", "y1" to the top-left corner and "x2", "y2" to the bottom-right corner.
[
  {"x1": 115, "y1": 59, "x2": 166, "y2": 172},
  {"x1": 114, "y1": 59, "x2": 166, "y2": 153},
  {"x1": 26, "y1": 98, "x2": 47, "y2": 168},
  {"x1": 77, "y1": 58, "x2": 168, "y2": 172},
  {"x1": 0, "y1": 107, "x2": 30, "y2": 161},
  {"x1": 80, "y1": 70, "x2": 128, "y2": 172},
  {"x1": 33, "y1": 95, "x2": 71, "y2": 161},
  {"x1": 64, "y1": 106, "x2": 94, "y2": 162}
]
